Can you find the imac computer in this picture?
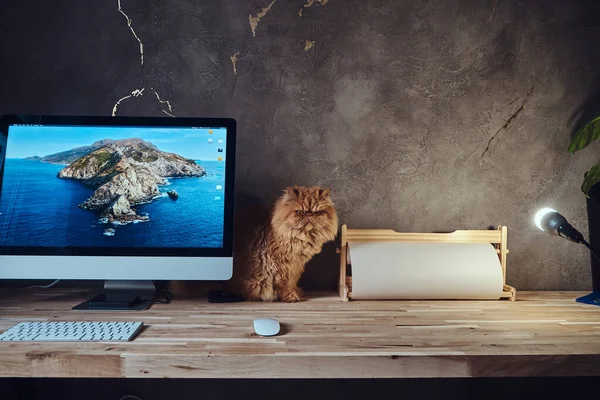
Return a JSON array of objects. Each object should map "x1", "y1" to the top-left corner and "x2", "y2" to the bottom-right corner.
[{"x1": 0, "y1": 115, "x2": 236, "y2": 310}]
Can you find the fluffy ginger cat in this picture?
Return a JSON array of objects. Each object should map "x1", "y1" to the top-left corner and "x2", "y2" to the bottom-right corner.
[{"x1": 241, "y1": 186, "x2": 338, "y2": 302}]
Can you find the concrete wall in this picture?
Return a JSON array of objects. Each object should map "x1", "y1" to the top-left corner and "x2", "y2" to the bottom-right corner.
[{"x1": 1, "y1": 0, "x2": 600, "y2": 290}]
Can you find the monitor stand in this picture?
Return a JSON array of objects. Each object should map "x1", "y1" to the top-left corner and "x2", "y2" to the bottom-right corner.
[{"x1": 72, "y1": 280, "x2": 156, "y2": 311}]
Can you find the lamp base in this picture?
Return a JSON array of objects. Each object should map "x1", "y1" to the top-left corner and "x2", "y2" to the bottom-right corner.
[{"x1": 575, "y1": 291, "x2": 600, "y2": 306}]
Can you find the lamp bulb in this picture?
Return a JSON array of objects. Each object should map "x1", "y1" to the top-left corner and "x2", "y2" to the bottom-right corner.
[{"x1": 535, "y1": 208, "x2": 557, "y2": 231}]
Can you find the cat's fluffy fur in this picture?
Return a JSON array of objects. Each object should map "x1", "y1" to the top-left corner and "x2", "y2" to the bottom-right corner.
[
  {"x1": 168, "y1": 186, "x2": 338, "y2": 301},
  {"x1": 240, "y1": 186, "x2": 338, "y2": 302}
]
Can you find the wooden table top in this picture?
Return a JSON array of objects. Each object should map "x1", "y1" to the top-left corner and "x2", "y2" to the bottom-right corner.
[{"x1": 0, "y1": 289, "x2": 599, "y2": 378}]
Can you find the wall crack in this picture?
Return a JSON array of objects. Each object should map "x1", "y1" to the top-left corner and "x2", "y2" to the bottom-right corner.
[
  {"x1": 112, "y1": 88, "x2": 145, "y2": 116},
  {"x1": 488, "y1": 0, "x2": 497, "y2": 23},
  {"x1": 299, "y1": 0, "x2": 329, "y2": 16},
  {"x1": 230, "y1": 52, "x2": 240, "y2": 76},
  {"x1": 117, "y1": 0, "x2": 144, "y2": 65},
  {"x1": 481, "y1": 83, "x2": 535, "y2": 160},
  {"x1": 153, "y1": 89, "x2": 175, "y2": 117},
  {"x1": 249, "y1": 0, "x2": 276, "y2": 37}
]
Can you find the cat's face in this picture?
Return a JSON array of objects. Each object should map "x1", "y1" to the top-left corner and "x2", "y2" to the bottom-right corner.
[{"x1": 272, "y1": 186, "x2": 338, "y2": 241}]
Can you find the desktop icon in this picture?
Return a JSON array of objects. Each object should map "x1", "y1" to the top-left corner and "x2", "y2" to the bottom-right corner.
[
  {"x1": 216, "y1": 185, "x2": 223, "y2": 190},
  {"x1": 214, "y1": 196, "x2": 221, "y2": 200},
  {"x1": 208, "y1": 129, "x2": 213, "y2": 134},
  {"x1": 208, "y1": 138, "x2": 213, "y2": 143},
  {"x1": 217, "y1": 139, "x2": 224, "y2": 144},
  {"x1": 218, "y1": 149, "x2": 223, "y2": 153},
  {"x1": 218, "y1": 157, "x2": 223, "y2": 161}
]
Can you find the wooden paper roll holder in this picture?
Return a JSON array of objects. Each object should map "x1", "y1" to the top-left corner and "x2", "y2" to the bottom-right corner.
[{"x1": 337, "y1": 224, "x2": 516, "y2": 302}]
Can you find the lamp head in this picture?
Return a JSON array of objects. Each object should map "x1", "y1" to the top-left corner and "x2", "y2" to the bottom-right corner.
[{"x1": 534, "y1": 208, "x2": 584, "y2": 243}]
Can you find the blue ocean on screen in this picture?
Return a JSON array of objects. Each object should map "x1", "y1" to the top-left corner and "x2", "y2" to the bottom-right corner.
[{"x1": 0, "y1": 159, "x2": 225, "y2": 248}]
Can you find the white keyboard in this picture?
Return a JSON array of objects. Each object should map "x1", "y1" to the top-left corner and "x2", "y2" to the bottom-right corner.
[{"x1": 0, "y1": 321, "x2": 144, "y2": 342}]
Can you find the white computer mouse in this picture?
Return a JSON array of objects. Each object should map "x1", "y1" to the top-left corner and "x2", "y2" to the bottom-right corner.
[{"x1": 253, "y1": 318, "x2": 280, "y2": 336}]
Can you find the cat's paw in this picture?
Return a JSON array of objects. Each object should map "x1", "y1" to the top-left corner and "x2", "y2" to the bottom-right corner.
[{"x1": 279, "y1": 289, "x2": 303, "y2": 303}]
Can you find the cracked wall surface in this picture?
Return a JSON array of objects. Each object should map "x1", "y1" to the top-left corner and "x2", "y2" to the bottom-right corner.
[{"x1": 1, "y1": 0, "x2": 600, "y2": 290}]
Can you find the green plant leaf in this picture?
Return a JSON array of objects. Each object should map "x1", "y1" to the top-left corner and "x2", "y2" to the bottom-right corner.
[
  {"x1": 568, "y1": 115, "x2": 600, "y2": 153},
  {"x1": 582, "y1": 165, "x2": 600, "y2": 195}
]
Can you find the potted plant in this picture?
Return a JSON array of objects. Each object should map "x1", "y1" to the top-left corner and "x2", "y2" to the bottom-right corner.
[{"x1": 569, "y1": 116, "x2": 600, "y2": 290}]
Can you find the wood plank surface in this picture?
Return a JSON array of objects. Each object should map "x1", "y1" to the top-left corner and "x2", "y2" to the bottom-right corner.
[{"x1": 0, "y1": 289, "x2": 599, "y2": 378}]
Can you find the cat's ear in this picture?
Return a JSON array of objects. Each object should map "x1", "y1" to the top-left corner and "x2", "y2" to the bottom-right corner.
[
  {"x1": 319, "y1": 188, "x2": 331, "y2": 199},
  {"x1": 284, "y1": 186, "x2": 300, "y2": 200}
]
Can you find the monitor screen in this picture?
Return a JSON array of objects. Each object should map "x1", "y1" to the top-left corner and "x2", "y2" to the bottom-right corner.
[{"x1": 0, "y1": 116, "x2": 235, "y2": 260}]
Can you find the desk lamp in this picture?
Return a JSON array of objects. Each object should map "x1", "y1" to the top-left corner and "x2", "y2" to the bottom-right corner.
[{"x1": 535, "y1": 208, "x2": 600, "y2": 305}]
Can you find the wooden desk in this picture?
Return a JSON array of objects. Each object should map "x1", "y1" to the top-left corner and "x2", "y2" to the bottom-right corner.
[{"x1": 0, "y1": 290, "x2": 599, "y2": 378}]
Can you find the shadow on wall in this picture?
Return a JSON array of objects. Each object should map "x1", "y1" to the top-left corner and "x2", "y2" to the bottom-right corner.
[
  {"x1": 233, "y1": 190, "x2": 270, "y2": 254},
  {"x1": 569, "y1": 72, "x2": 600, "y2": 138}
]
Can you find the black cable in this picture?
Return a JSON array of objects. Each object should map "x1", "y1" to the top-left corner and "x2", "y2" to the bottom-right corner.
[
  {"x1": 151, "y1": 281, "x2": 171, "y2": 305},
  {"x1": 28, "y1": 279, "x2": 61, "y2": 289},
  {"x1": 582, "y1": 239, "x2": 600, "y2": 263}
]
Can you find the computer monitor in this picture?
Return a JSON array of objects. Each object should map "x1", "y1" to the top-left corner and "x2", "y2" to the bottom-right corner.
[{"x1": 0, "y1": 115, "x2": 236, "y2": 308}]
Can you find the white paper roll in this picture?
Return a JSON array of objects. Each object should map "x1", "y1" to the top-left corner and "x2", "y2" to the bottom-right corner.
[{"x1": 348, "y1": 242, "x2": 504, "y2": 300}]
